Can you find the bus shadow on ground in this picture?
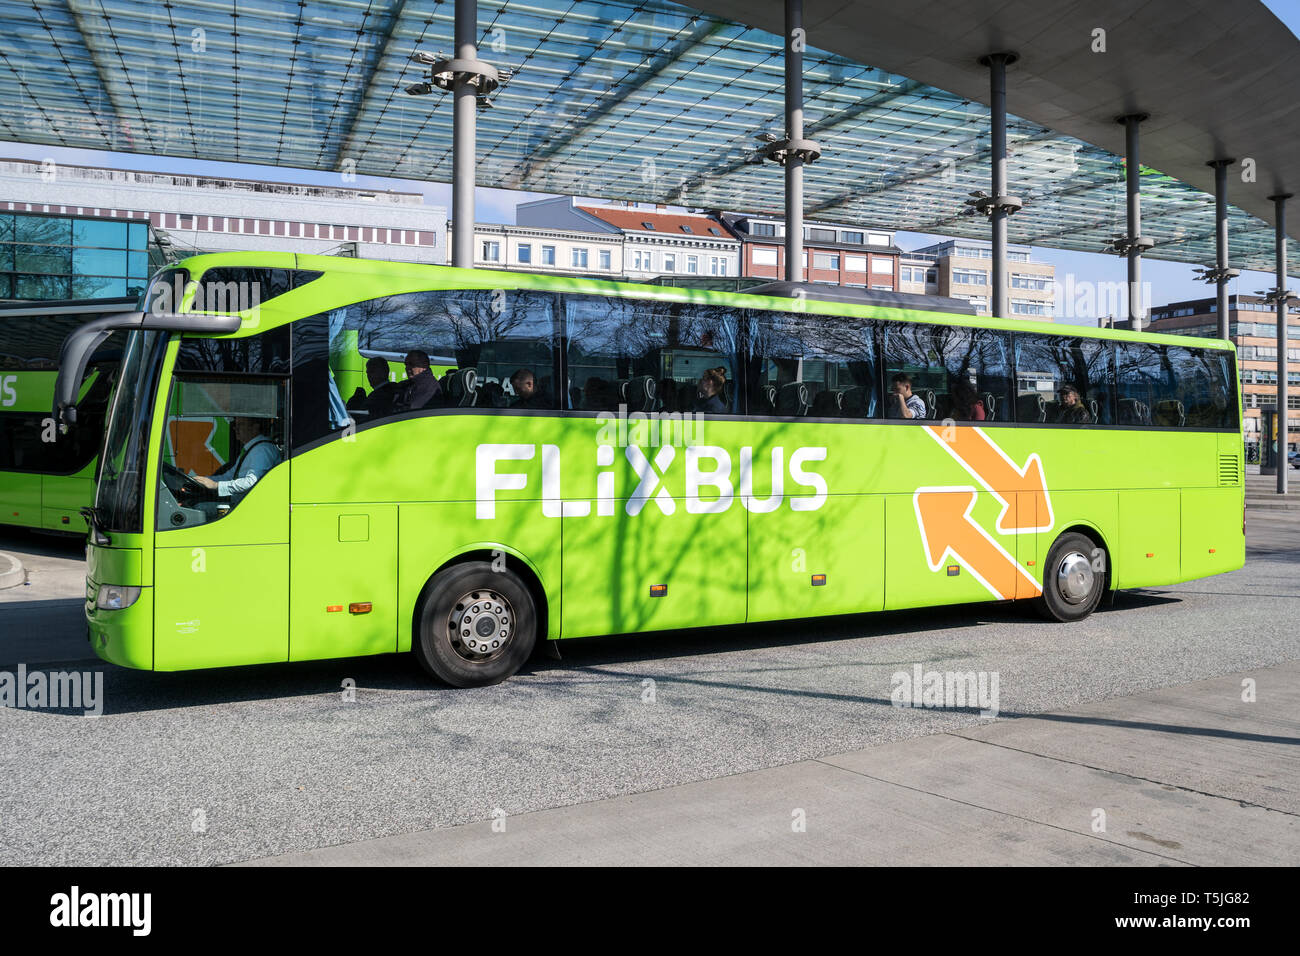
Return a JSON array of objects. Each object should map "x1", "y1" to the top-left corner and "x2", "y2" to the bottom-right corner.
[
  {"x1": 35, "y1": 590, "x2": 1180, "y2": 716},
  {"x1": 0, "y1": 528, "x2": 85, "y2": 560}
]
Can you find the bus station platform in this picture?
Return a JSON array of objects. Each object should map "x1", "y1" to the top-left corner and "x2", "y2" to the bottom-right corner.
[{"x1": 242, "y1": 659, "x2": 1299, "y2": 867}]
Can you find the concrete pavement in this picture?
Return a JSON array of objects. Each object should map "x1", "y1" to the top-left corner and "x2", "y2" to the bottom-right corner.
[{"x1": 240, "y1": 661, "x2": 1299, "y2": 866}]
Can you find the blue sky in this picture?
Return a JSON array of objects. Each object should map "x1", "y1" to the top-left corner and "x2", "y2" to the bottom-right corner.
[{"x1": 6, "y1": 0, "x2": 1298, "y2": 327}]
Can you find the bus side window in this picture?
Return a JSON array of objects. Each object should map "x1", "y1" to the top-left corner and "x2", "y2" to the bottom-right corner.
[
  {"x1": 743, "y1": 309, "x2": 878, "y2": 420},
  {"x1": 1013, "y1": 333, "x2": 1114, "y2": 426},
  {"x1": 564, "y1": 294, "x2": 739, "y2": 415}
]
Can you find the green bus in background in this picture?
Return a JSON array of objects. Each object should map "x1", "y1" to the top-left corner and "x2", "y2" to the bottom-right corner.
[
  {"x1": 57, "y1": 252, "x2": 1244, "y2": 687},
  {"x1": 0, "y1": 299, "x2": 136, "y2": 532}
]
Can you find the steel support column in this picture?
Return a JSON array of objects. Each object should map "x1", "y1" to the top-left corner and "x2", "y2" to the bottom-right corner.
[
  {"x1": 1120, "y1": 114, "x2": 1150, "y2": 332},
  {"x1": 987, "y1": 54, "x2": 1010, "y2": 318},
  {"x1": 1212, "y1": 160, "x2": 1233, "y2": 339},
  {"x1": 784, "y1": 0, "x2": 804, "y2": 283},
  {"x1": 1197, "y1": 159, "x2": 1239, "y2": 340},
  {"x1": 1269, "y1": 193, "x2": 1293, "y2": 494},
  {"x1": 452, "y1": 0, "x2": 478, "y2": 269}
]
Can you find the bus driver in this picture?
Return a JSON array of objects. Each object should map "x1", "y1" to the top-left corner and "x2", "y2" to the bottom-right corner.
[{"x1": 192, "y1": 416, "x2": 281, "y2": 504}]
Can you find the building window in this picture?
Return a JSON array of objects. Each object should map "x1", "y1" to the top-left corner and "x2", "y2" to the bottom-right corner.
[
  {"x1": 686, "y1": 255, "x2": 699, "y2": 274},
  {"x1": 572, "y1": 247, "x2": 589, "y2": 268},
  {"x1": 872, "y1": 284, "x2": 892, "y2": 291},
  {"x1": 517, "y1": 243, "x2": 532, "y2": 265},
  {"x1": 813, "y1": 253, "x2": 840, "y2": 270},
  {"x1": 1011, "y1": 273, "x2": 1049, "y2": 291},
  {"x1": 953, "y1": 268, "x2": 987, "y2": 285},
  {"x1": 751, "y1": 222, "x2": 777, "y2": 237},
  {"x1": 599, "y1": 249, "x2": 612, "y2": 270},
  {"x1": 871, "y1": 258, "x2": 894, "y2": 276},
  {"x1": 808, "y1": 227, "x2": 836, "y2": 242},
  {"x1": 481, "y1": 240, "x2": 501, "y2": 262},
  {"x1": 542, "y1": 245, "x2": 556, "y2": 266},
  {"x1": 840, "y1": 230, "x2": 864, "y2": 244},
  {"x1": 752, "y1": 248, "x2": 778, "y2": 267},
  {"x1": 664, "y1": 253, "x2": 676, "y2": 272},
  {"x1": 1011, "y1": 299, "x2": 1048, "y2": 317},
  {"x1": 845, "y1": 255, "x2": 867, "y2": 272}
]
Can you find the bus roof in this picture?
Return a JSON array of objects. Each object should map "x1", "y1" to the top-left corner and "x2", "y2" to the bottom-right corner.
[{"x1": 167, "y1": 251, "x2": 1237, "y2": 353}]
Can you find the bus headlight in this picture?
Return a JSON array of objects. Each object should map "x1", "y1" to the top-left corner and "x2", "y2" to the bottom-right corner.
[{"x1": 96, "y1": 585, "x2": 141, "y2": 611}]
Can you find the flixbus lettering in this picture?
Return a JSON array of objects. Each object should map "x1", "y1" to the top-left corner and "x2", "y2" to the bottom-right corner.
[{"x1": 475, "y1": 443, "x2": 829, "y2": 519}]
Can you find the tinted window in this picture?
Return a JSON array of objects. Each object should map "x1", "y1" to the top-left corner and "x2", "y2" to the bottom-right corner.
[
  {"x1": 1013, "y1": 334, "x2": 1114, "y2": 425},
  {"x1": 176, "y1": 326, "x2": 290, "y2": 375},
  {"x1": 191, "y1": 268, "x2": 323, "y2": 313},
  {"x1": 564, "y1": 295, "x2": 739, "y2": 414},
  {"x1": 745, "y1": 309, "x2": 878, "y2": 418},
  {"x1": 1167, "y1": 346, "x2": 1236, "y2": 429},
  {"x1": 883, "y1": 322, "x2": 1012, "y2": 422},
  {"x1": 1115, "y1": 342, "x2": 1211, "y2": 426},
  {"x1": 292, "y1": 290, "x2": 560, "y2": 452}
]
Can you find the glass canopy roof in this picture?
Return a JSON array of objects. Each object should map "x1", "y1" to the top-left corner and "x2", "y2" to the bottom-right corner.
[{"x1": 0, "y1": 0, "x2": 1286, "y2": 273}]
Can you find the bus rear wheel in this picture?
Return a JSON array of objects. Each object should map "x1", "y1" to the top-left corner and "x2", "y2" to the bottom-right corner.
[
  {"x1": 1033, "y1": 532, "x2": 1106, "y2": 623},
  {"x1": 414, "y1": 561, "x2": 537, "y2": 687}
]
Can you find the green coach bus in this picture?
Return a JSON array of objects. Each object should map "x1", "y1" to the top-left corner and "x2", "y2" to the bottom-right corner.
[
  {"x1": 1, "y1": 299, "x2": 135, "y2": 532},
  {"x1": 56, "y1": 252, "x2": 1244, "y2": 687}
]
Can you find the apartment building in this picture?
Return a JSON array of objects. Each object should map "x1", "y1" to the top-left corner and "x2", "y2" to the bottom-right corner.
[
  {"x1": 451, "y1": 222, "x2": 624, "y2": 278},
  {"x1": 518, "y1": 197, "x2": 739, "y2": 282},
  {"x1": 721, "y1": 214, "x2": 900, "y2": 289},
  {"x1": 909, "y1": 238, "x2": 1054, "y2": 318}
]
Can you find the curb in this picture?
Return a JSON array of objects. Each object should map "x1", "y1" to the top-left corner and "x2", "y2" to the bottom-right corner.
[{"x1": 0, "y1": 551, "x2": 25, "y2": 590}]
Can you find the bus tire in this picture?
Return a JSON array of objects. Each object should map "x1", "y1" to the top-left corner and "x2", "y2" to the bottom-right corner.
[
  {"x1": 1034, "y1": 532, "x2": 1106, "y2": 623},
  {"x1": 414, "y1": 561, "x2": 537, "y2": 687}
]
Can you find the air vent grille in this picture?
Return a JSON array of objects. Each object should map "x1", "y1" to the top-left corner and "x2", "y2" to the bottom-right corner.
[{"x1": 1218, "y1": 454, "x2": 1241, "y2": 486}]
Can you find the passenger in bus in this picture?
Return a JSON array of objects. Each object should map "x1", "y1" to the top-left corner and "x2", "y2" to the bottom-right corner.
[
  {"x1": 192, "y1": 416, "x2": 281, "y2": 503},
  {"x1": 693, "y1": 366, "x2": 728, "y2": 414},
  {"x1": 509, "y1": 368, "x2": 550, "y2": 409},
  {"x1": 346, "y1": 357, "x2": 402, "y2": 419},
  {"x1": 949, "y1": 380, "x2": 986, "y2": 421},
  {"x1": 394, "y1": 349, "x2": 442, "y2": 412},
  {"x1": 888, "y1": 373, "x2": 927, "y2": 419},
  {"x1": 1057, "y1": 385, "x2": 1093, "y2": 424}
]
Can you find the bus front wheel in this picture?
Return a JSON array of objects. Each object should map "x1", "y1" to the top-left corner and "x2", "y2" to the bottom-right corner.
[
  {"x1": 1033, "y1": 532, "x2": 1106, "y2": 623},
  {"x1": 414, "y1": 561, "x2": 538, "y2": 687}
]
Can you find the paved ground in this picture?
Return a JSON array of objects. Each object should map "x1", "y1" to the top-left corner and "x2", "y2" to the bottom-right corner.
[
  {"x1": 0, "y1": 513, "x2": 1296, "y2": 866},
  {"x1": 245, "y1": 662, "x2": 1300, "y2": 866}
]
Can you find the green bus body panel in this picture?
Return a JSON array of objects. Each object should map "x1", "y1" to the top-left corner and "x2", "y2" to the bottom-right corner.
[
  {"x1": 289, "y1": 504, "x2": 398, "y2": 661},
  {"x1": 1116, "y1": 490, "x2": 1182, "y2": 588},
  {"x1": 87, "y1": 544, "x2": 141, "y2": 587},
  {"x1": 1181, "y1": 488, "x2": 1246, "y2": 580},
  {"x1": 748, "y1": 494, "x2": 884, "y2": 622},
  {"x1": 153, "y1": 544, "x2": 288, "y2": 669},
  {"x1": 1, "y1": 473, "x2": 41, "y2": 527},
  {"x1": 88, "y1": 590, "x2": 154, "y2": 670}
]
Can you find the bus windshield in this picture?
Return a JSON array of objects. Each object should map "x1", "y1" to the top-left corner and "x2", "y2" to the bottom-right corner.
[{"x1": 96, "y1": 329, "x2": 168, "y2": 533}]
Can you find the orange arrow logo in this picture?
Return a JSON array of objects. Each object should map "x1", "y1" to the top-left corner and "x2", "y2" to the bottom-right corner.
[
  {"x1": 913, "y1": 487, "x2": 1042, "y2": 600},
  {"x1": 923, "y1": 426, "x2": 1053, "y2": 533}
]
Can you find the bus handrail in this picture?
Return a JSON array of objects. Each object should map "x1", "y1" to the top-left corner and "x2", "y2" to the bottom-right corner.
[{"x1": 54, "y1": 310, "x2": 242, "y2": 426}]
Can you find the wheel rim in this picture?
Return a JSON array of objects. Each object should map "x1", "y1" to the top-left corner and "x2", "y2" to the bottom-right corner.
[
  {"x1": 1055, "y1": 551, "x2": 1094, "y2": 605},
  {"x1": 446, "y1": 589, "x2": 515, "y2": 663}
]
